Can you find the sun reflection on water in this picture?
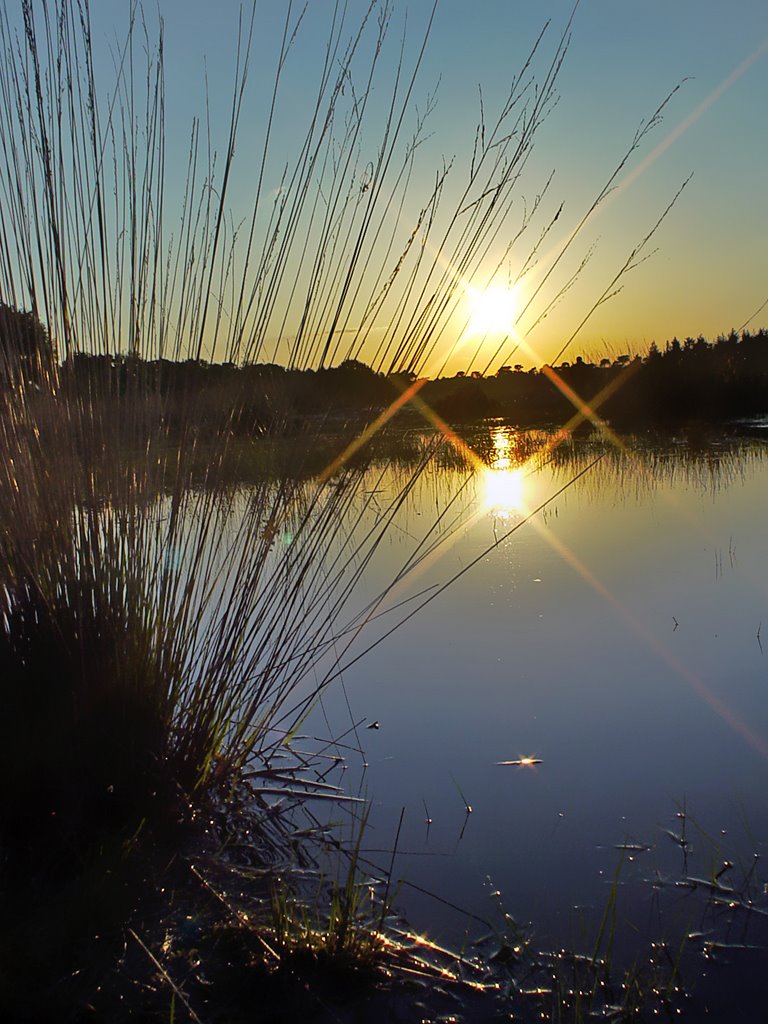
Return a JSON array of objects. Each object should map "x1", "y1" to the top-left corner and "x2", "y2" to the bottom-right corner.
[
  {"x1": 484, "y1": 464, "x2": 525, "y2": 515},
  {"x1": 483, "y1": 426, "x2": 527, "y2": 515}
]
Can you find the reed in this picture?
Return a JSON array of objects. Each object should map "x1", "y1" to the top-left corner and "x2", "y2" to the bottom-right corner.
[
  {"x1": 0, "y1": 0, "x2": 585, "y2": 855},
  {"x1": 0, "y1": 0, "x2": 689, "y2": 1016}
]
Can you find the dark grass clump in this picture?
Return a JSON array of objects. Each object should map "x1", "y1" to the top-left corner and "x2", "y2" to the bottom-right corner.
[{"x1": 0, "y1": 579, "x2": 169, "y2": 869}]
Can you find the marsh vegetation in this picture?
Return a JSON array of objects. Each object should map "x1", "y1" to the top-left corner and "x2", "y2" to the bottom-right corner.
[{"x1": 1, "y1": 0, "x2": 766, "y2": 1021}]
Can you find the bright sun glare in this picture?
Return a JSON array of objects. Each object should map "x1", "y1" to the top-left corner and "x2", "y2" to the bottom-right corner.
[
  {"x1": 484, "y1": 464, "x2": 525, "y2": 515},
  {"x1": 466, "y1": 285, "x2": 521, "y2": 337},
  {"x1": 483, "y1": 426, "x2": 526, "y2": 515}
]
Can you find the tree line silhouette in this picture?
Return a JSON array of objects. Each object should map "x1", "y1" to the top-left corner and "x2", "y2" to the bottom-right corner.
[
  {"x1": 2, "y1": 301, "x2": 767, "y2": 431},
  {"x1": 427, "y1": 330, "x2": 768, "y2": 426}
]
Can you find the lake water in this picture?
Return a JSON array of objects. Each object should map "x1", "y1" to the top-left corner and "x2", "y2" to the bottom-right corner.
[{"x1": 294, "y1": 423, "x2": 768, "y2": 1011}]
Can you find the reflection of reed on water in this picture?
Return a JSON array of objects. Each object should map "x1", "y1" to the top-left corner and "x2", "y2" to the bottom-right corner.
[{"x1": 400, "y1": 422, "x2": 768, "y2": 498}]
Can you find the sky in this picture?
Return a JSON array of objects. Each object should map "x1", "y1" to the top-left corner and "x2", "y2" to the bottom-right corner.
[{"x1": 11, "y1": 1, "x2": 768, "y2": 373}]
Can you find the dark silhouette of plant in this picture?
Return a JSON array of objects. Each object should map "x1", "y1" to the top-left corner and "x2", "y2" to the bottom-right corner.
[{"x1": 0, "y1": 301, "x2": 53, "y2": 384}]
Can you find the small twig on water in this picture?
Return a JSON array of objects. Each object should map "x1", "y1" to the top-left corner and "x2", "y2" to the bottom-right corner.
[{"x1": 128, "y1": 928, "x2": 204, "y2": 1024}]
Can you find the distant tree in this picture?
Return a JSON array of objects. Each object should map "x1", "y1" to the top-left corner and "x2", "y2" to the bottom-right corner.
[
  {"x1": 0, "y1": 302, "x2": 54, "y2": 384},
  {"x1": 388, "y1": 368, "x2": 416, "y2": 383},
  {"x1": 666, "y1": 337, "x2": 682, "y2": 362},
  {"x1": 338, "y1": 358, "x2": 371, "y2": 373}
]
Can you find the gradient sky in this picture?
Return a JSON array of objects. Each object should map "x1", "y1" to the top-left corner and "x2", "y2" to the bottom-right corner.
[{"x1": 66, "y1": 2, "x2": 768, "y2": 370}]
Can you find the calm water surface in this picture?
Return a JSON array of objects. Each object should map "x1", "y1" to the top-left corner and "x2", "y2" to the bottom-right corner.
[{"x1": 306, "y1": 426, "x2": 768, "y2": 969}]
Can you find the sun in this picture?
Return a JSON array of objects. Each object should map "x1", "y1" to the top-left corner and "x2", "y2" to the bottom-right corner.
[{"x1": 465, "y1": 285, "x2": 521, "y2": 337}]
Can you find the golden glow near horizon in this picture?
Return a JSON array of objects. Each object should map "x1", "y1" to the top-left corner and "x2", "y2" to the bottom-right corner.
[{"x1": 465, "y1": 285, "x2": 522, "y2": 338}]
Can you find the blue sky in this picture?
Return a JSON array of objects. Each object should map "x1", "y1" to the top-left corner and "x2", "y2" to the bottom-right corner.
[{"x1": 25, "y1": 1, "x2": 768, "y2": 370}]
